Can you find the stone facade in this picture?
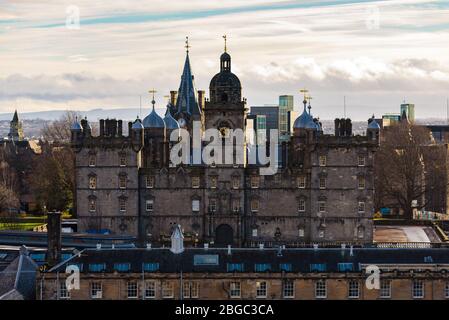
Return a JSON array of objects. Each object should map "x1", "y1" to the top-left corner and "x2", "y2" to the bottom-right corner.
[{"x1": 71, "y1": 48, "x2": 379, "y2": 246}]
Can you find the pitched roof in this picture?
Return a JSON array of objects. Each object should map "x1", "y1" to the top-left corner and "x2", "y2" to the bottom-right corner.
[{"x1": 48, "y1": 247, "x2": 449, "y2": 274}]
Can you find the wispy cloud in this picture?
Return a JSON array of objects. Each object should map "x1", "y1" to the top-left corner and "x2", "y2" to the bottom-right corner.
[{"x1": 1, "y1": 0, "x2": 449, "y2": 119}]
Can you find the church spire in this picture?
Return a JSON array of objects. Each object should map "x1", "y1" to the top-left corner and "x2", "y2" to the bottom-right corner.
[
  {"x1": 175, "y1": 37, "x2": 201, "y2": 117},
  {"x1": 9, "y1": 109, "x2": 24, "y2": 141}
]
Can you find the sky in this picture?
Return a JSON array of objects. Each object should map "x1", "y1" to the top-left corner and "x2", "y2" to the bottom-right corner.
[{"x1": 1, "y1": 0, "x2": 449, "y2": 120}]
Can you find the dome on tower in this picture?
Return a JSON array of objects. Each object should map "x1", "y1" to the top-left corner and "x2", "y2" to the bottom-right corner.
[
  {"x1": 163, "y1": 106, "x2": 180, "y2": 130},
  {"x1": 143, "y1": 107, "x2": 165, "y2": 129},
  {"x1": 132, "y1": 116, "x2": 144, "y2": 130},
  {"x1": 294, "y1": 106, "x2": 315, "y2": 129},
  {"x1": 368, "y1": 116, "x2": 380, "y2": 129},
  {"x1": 71, "y1": 117, "x2": 82, "y2": 131}
]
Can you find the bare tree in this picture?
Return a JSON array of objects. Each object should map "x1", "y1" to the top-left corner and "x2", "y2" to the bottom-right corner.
[{"x1": 374, "y1": 121, "x2": 444, "y2": 220}]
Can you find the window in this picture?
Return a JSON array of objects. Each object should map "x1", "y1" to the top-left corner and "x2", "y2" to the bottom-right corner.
[
  {"x1": 251, "y1": 199, "x2": 259, "y2": 212},
  {"x1": 318, "y1": 201, "x2": 326, "y2": 213},
  {"x1": 89, "y1": 176, "x2": 97, "y2": 189},
  {"x1": 192, "y1": 176, "x2": 200, "y2": 188},
  {"x1": 210, "y1": 176, "x2": 217, "y2": 189},
  {"x1": 348, "y1": 280, "x2": 360, "y2": 299},
  {"x1": 255, "y1": 263, "x2": 271, "y2": 272},
  {"x1": 114, "y1": 263, "x2": 130, "y2": 272},
  {"x1": 230, "y1": 282, "x2": 241, "y2": 298},
  {"x1": 297, "y1": 176, "x2": 306, "y2": 189},
  {"x1": 319, "y1": 155, "x2": 327, "y2": 167},
  {"x1": 183, "y1": 282, "x2": 200, "y2": 299},
  {"x1": 88, "y1": 263, "x2": 106, "y2": 272},
  {"x1": 119, "y1": 154, "x2": 127, "y2": 166},
  {"x1": 119, "y1": 198, "x2": 126, "y2": 212},
  {"x1": 90, "y1": 282, "x2": 102, "y2": 299},
  {"x1": 143, "y1": 263, "x2": 160, "y2": 272},
  {"x1": 358, "y1": 176, "x2": 365, "y2": 189},
  {"x1": 358, "y1": 155, "x2": 365, "y2": 166},
  {"x1": 380, "y1": 280, "x2": 391, "y2": 298},
  {"x1": 357, "y1": 226, "x2": 365, "y2": 238},
  {"x1": 232, "y1": 176, "x2": 239, "y2": 189},
  {"x1": 162, "y1": 282, "x2": 174, "y2": 299},
  {"x1": 298, "y1": 228, "x2": 305, "y2": 237},
  {"x1": 412, "y1": 280, "x2": 424, "y2": 299},
  {"x1": 256, "y1": 281, "x2": 267, "y2": 298},
  {"x1": 280, "y1": 263, "x2": 292, "y2": 272},
  {"x1": 145, "y1": 281, "x2": 156, "y2": 299},
  {"x1": 227, "y1": 263, "x2": 244, "y2": 272},
  {"x1": 319, "y1": 177, "x2": 326, "y2": 189},
  {"x1": 127, "y1": 282, "x2": 138, "y2": 299},
  {"x1": 338, "y1": 263, "x2": 354, "y2": 272},
  {"x1": 315, "y1": 280, "x2": 327, "y2": 299},
  {"x1": 298, "y1": 199, "x2": 305, "y2": 212},
  {"x1": 89, "y1": 154, "x2": 96, "y2": 167},
  {"x1": 119, "y1": 175, "x2": 127, "y2": 189},
  {"x1": 192, "y1": 199, "x2": 200, "y2": 212},
  {"x1": 89, "y1": 198, "x2": 96, "y2": 212},
  {"x1": 283, "y1": 280, "x2": 294, "y2": 298},
  {"x1": 146, "y1": 176, "x2": 154, "y2": 188},
  {"x1": 59, "y1": 281, "x2": 70, "y2": 299},
  {"x1": 209, "y1": 199, "x2": 217, "y2": 213},
  {"x1": 232, "y1": 199, "x2": 240, "y2": 213},
  {"x1": 310, "y1": 264, "x2": 327, "y2": 272},
  {"x1": 194, "y1": 255, "x2": 219, "y2": 266},
  {"x1": 252, "y1": 228, "x2": 258, "y2": 237},
  {"x1": 445, "y1": 282, "x2": 449, "y2": 299},
  {"x1": 146, "y1": 200, "x2": 154, "y2": 212},
  {"x1": 358, "y1": 202, "x2": 365, "y2": 213},
  {"x1": 251, "y1": 176, "x2": 260, "y2": 189}
]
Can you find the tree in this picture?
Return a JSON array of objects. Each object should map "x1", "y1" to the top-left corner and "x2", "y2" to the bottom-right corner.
[
  {"x1": 30, "y1": 152, "x2": 72, "y2": 212},
  {"x1": 374, "y1": 121, "x2": 444, "y2": 220}
]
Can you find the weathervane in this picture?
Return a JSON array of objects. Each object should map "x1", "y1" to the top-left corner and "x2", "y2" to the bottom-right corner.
[
  {"x1": 185, "y1": 36, "x2": 190, "y2": 53},
  {"x1": 223, "y1": 35, "x2": 227, "y2": 52},
  {"x1": 149, "y1": 89, "x2": 157, "y2": 108}
]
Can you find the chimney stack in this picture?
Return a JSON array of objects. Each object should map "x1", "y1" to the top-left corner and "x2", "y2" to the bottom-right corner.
[
  {"x1": 198, "y1": 90, "x2": 205, "y2": 111},
  {"x1": 170, "y1": 91, "x2": 178, "y2": 106},
  {"x1": 47, "y1": 211, "x2": 61, "y2": 266}
]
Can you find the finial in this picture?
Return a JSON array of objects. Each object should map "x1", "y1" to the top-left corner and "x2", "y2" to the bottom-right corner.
[
  {"x1": 185, "y1": 36, "x2": 190, "y2": 53},
  {"x1": 223, "y1": 35, "x2": 227, "y2": 52},
  {"x1": 149, "y1": 89, "x2": 157, "y2": 109},
  {"x1": 300, "y1": 88, "x2": 308, "y2": 104}
]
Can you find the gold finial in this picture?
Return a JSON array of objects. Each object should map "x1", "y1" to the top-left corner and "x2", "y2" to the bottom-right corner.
[
  {"x1": 306, "y1": 95, "x2": 313, "y2": 104},
  {"x1": 223, "y1": 34, "x2": 227, "y2": 52},
  {"x1": 185, "y1": 36, "x2": 190, "y2": 53},
  {"x1": 149, "y1": 89, "x2": 157, "y2": 108},
  {"x1": 300, "y1": 89, "x2": 308, "y2": 101}
]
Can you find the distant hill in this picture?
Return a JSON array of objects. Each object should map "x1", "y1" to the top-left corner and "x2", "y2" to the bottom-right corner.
[{"x1": 0, "y1": 107, "x2": 164, "y2": 121}]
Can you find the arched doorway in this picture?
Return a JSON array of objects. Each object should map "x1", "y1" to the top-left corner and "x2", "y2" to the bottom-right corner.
[{"x1": 215, "y1": 224, "x2": 234, "y2": 247}]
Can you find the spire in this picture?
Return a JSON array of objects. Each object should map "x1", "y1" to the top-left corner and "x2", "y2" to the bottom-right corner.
[
  {"x1": 175, "y1": 39, "x2": 201, "y2": 116},
  {"x1": 12, "y1": 110, "x2": 19, "y2": 123}
]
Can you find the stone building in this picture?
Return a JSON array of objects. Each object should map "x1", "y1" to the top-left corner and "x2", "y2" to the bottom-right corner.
[
  {"x1": 71, "y1": 44, "x2": 379, "y2": 246},
  {"x1": 37, "y1": 234, "x2": 449, "y2": 300}
]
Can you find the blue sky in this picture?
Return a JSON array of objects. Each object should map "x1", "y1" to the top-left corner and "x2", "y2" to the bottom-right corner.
[{"x1": 1, "y1": 0, "x2": 449, "y2": 120}]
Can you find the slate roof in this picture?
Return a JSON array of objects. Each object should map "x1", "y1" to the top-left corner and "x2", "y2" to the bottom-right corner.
[{"x1": 49, "y1": 247, "x2": 449, "y2": 274}]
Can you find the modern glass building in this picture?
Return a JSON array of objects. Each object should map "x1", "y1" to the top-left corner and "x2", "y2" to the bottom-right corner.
[{"x1": 400, "y1": 103, "x2": 415, "y2": 122}]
